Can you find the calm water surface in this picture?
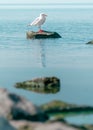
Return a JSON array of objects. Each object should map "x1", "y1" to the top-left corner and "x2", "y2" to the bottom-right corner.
[{"x1": 0, "y1": 4, "x2": 93, "y2": 124}]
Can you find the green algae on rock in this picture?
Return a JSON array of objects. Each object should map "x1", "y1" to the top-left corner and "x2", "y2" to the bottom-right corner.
[
  {"x1": 41, "y1": 100, "x2": 93, "y2": 118},
  {"x1": 15, "y1": 77, "x2": 60, "y2": 94}
]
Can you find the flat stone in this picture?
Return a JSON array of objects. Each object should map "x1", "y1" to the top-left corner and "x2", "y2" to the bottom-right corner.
[{"x1": 26, "y1": 30, "x2": 61, "y2": 39}]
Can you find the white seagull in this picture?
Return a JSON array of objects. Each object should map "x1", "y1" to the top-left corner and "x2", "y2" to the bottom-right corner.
[{"x1": 28, "y1": 13, "x2": 47, "y2": 32}]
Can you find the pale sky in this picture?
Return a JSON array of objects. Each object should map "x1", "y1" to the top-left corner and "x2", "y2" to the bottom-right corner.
[{"x1": 0, "y1": 0, "x2": 93, "y2": 4}]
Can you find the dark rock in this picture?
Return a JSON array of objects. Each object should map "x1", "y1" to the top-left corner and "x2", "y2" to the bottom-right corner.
[
  {"x1": 0, "y1": 88, "x2": 48, "y2": 121},
  {"x1": 15, "y1": 77, "x2": 60, "y2": 94},
  {"x1": 26, "y1": 30, "x2": 61, "y2": 39},
  {"x1": 86, "y1": 40, "x2": 93, "y2": 44}
]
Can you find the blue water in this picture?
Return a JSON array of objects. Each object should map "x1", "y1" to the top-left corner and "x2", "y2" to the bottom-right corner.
[
  {"x1": 66, "y1": 114, "x2": 93, "y2": 125},
  {"x1": 0, "y1": 4, "x2": 93, "y2": 124}
]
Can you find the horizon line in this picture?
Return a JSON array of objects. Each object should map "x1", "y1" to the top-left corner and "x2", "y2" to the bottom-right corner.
[{"x1": 0, "y1": 2, "x2": 93, "y2": 4}]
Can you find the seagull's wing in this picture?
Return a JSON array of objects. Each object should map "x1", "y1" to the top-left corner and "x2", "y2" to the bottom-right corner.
[
  {"x1": 38, "y1": 18, "x2": 46, "y2": 25},
  {"x1": 28, "y1": 16, "x2": 46, "y2": 26},
  {"x1": 30, "y1": 17, "x2": 40, "y2": 26}
]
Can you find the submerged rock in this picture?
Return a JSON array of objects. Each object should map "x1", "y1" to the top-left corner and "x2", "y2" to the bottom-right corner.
[
  {"x1": 26, "y1": 30, "x2": 61, "y2": 39},
  {"x1": 86, "y1": 40, "x2": 93, "y2": 44},
  {"x1": 15, "y1": 77, "x2": 60, "y2": 94},
  {"x1": 0, "y1": 88, "x2": 48, "y2": 121},
  {"x1": 41, "y1": 100, "x2": 93, "y2": 116}
]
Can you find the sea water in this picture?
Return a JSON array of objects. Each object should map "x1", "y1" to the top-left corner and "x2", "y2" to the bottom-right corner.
[{"x1": 0, "y1": 3, "x2": 93, "y2": 124}]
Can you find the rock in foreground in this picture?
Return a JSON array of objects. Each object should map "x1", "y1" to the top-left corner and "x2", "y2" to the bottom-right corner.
[
  {"x1": 10, "y1": 120, "x2": 82, "y2": 130},
  {"x1": 15, "y1": 77, "x2": 60, "y2": 94},
  {"x1": 0, "y1": 88, "x2": 93, "y2": 130},
  {"x1": 0, "y1": 88, "x2": 48, "y2": 121},
  {"x1": 26, "y1": 30, "x2": 61, "y2": 39}
]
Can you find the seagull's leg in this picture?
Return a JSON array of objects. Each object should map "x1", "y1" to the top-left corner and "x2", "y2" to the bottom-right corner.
[{"x1": 38, "y1": 26, "x2": 43, "y2": 33}]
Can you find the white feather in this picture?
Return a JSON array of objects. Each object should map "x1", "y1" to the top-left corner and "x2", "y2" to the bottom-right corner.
[{"x1": 29, "y1": 13, "x2": 47, "y2": 29}]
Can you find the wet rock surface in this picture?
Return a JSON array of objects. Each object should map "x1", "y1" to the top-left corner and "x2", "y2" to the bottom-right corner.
[
  {"x1": 15, "y1": 77, "x2": 60, "y2": 94},
  {"x1": 26, "y1": 30, "x2": 61, "y2": 39}
]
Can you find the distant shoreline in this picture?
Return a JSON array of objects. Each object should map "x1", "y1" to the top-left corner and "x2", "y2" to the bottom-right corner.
[
  {"x1": 0, "y1": 3, "x2": 93, "y2": 5},
  {"x1": 0, "y1": 3, "x2": 93, "y2": 9}
]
